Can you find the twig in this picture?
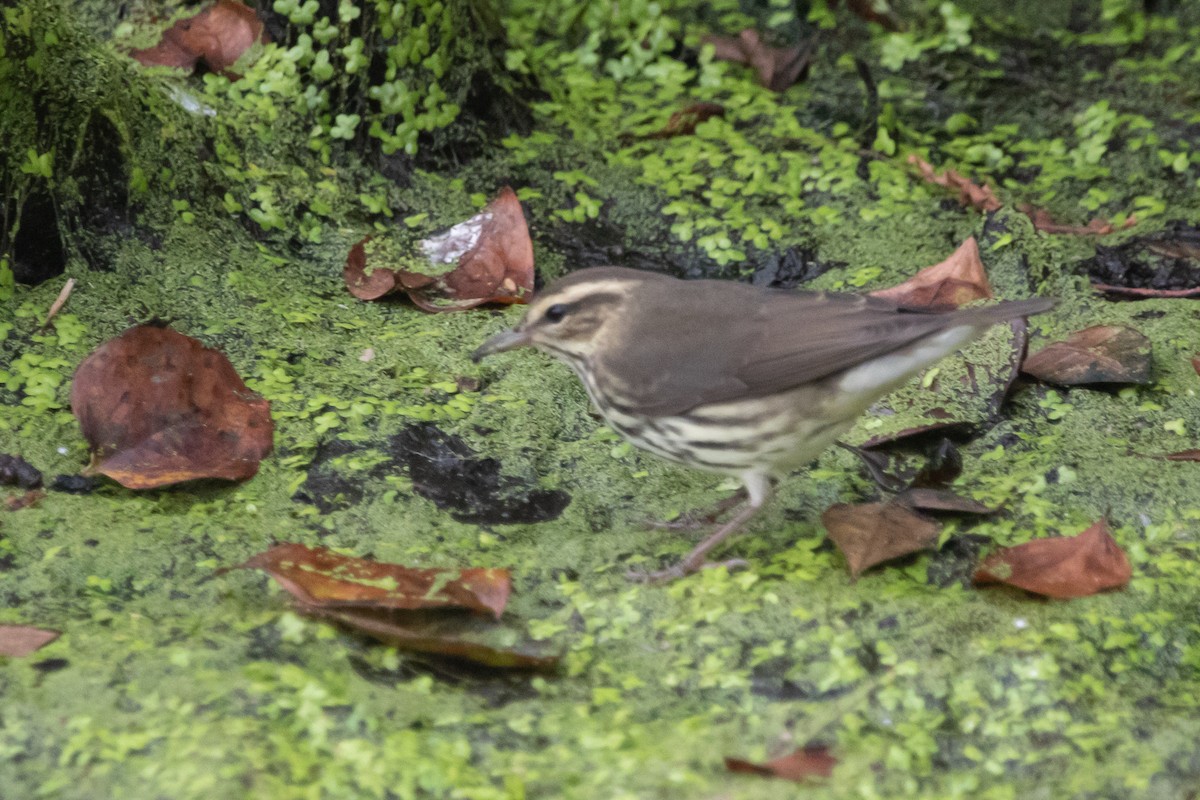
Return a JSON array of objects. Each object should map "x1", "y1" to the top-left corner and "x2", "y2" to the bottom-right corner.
[{"x1": 41, "y1": 277, "x2": 76, "y2": 328}]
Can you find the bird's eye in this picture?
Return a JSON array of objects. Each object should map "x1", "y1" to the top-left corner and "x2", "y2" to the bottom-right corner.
[{"x1": 544, "y1": 304, "x2": 568, "y2": 323}]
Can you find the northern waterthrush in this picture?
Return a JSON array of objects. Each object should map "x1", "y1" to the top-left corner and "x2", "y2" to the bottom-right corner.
[{"x1": 473, "y1": 266, "x2": 1053, "y2": 581}]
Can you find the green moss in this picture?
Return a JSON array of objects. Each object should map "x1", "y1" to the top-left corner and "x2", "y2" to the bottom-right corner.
[{"x1": 7, "y1": 0, "x2": 1200, "y2": 797}]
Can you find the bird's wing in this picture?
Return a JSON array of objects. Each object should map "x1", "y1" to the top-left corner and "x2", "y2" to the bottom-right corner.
[
  {"x1": 731, "y1": 291, "x2": 964, "y2": 396},
  {"x1": 597, "y1": 283, "x2": 1020, "y2": 417}
]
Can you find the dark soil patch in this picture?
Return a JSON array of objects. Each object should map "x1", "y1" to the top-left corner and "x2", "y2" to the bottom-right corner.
[
  {"x1": 387, "y1": 424, "x2": 570, "y2": 525},
  {"x1": 295, "y1": 424, "x2": 571, "y2": 524},
  {"x1": 926, "y1": 533, "x2": 992, "y2": 588},
  {"x1": 1080, "y1": 221, "x2": 1200, "y2": 292}
]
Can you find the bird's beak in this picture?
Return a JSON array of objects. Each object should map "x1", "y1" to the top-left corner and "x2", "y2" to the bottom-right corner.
[{"x1": 472, "y1": 328, "x2": 532, "y2": 362}]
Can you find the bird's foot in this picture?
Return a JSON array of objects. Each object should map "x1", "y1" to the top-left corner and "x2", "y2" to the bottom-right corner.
[
  {"x1": 626, "y1": 558, "x2": 750, "y2": 584},
  {"x1": 645, "y1": 490, "x2": 747, "y2": 532}
]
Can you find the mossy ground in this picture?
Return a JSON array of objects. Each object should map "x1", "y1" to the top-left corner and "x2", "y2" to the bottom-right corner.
[{"x1": 4, "y1": 0, "x2": 1200, "y2": 798}]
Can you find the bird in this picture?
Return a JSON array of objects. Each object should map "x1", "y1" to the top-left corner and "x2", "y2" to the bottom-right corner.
[{"x1": 472, "y1": 266, "x2": 1054, "y2": 582}]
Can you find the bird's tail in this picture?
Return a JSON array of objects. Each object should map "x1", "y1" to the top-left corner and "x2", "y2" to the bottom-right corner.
[{"x1": 960, "y1": 297, "x2": 1056, "y2": 327}]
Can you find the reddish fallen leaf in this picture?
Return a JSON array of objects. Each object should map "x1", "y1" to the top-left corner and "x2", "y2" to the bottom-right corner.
[
  {"x1": 233, "y1": 544, "x2": 557, "y2": 670},
  {"x1": 725, "y1": 745, "x2": 838, "y2": 782},
  {"x1": 4, "y1": 489, "x2": 46, "y2": 511},
  {"x1": 974, "y1": 519, "x2": 1131, "y2": 598},
  {"x1": 871, "y1": 237, "x2": 994, "y2": 309},
  {"x1": 897, "y1": 488, "x2": 993, "y2": 516},
  {"x1": 0, "y1": 625, "x2": 60, "y2": 657},
  {"x1": 302, "y1": 606, "x2": 560, "y2": 671},
  {"x1": 234, "y1": 543, "x2": 511, "y2": 619},
  {"x1": 70, "y1": 324, "x2": 274, "y2": 489},
  {"x1": 131, "y1": 0, "x2": 266, "y2": 76},
  {"x1": 703, "y1": 29, "x2": 810, "y2": 92},
  {"x1": 1193, "y1": 356, "x2": 1200, "y2": 377},
  {"x1": 639, "y1": 102, "x2": 726, "y2": 140},
  {"x1": 0, "y1": 454, "x2": 42, "y2": 488},
  {"x1": 1020, "y1": 205, "x2": 1137, "y2": 236},
  {"x1": 823, "y1": 501, "x2": 941, "y2": 579},
  {"x1": 1021, "y1": 325, "x2": 1152, "y2": 386},
  {"x1": 344, "y1": 238, "x2": 399, "y2": 300},
  {"x1": 1093, "y1": 283, "x2": 1200, "y2": 299},
  {"x1": 1161, "y1": 450, "x2": 1200, "y2": 462},
  {"x1": 908, "y1": 155, "x2": 1002, "y2": 213},
  {"x1": 345, "y1": 187, "x2": 534, "y2": 312}
]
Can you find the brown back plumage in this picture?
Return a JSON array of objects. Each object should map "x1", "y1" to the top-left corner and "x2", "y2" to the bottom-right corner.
[{"x1": 569, "y1": 267, "x2": 1053, "y2": 416}]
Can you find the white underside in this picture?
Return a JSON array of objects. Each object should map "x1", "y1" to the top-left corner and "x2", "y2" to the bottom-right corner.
[{"x1": 835, "y1": 325, "x2": 977, "y2": 398}]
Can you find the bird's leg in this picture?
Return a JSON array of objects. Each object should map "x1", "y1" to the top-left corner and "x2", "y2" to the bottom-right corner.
[
  {"x1": 647, "y1": 488, "x2": 748, "y2": 531},
  {"x1": 631, "y1": 473, "x2": 772, "y2": 583}
]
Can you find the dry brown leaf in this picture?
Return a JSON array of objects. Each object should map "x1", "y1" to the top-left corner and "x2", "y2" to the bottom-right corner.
[
  {"x1": 344, "y1": 237, "x2": 400, "y2": 301},
  {"x1": 235, "y1": 543, "x2": 511, "y2": 618},
  {"x1": 639, "y1": 102, "x2": 726, "y2": 140},
  {"x1": 822, "y1": 501, "x2": 941, "y2": 579},
  {"x1": 345, "y1": 187, "x2": 535, "y2": 312},
  {"x1": 4, "y1": 489, "x2": 46, "y2": 511},
  {"x1": 300, "y1": 606, "x2": 560, "y2": 671},
  {"x1": 871, "y1": 237, "x2": 994, "y2": 309},
  {"x1": 1020, "y1": 205, "x2": 1137, "y2": 236},
  {"x1": 897, "y1": 488, "x2": 993, "y2": 516},
  {"x1": 70, "y1": 325, "x2": 274, "y2": 489},
  {"x1": 703, "y1": 29, "x2": 810, "y2": 92},
  {"x1": 1021, "y1": 325, "x2": 1152, "y2": 386},
  {"x1": 130, "y1": 0, "x2": 266, "y2": 76},
  {"x1": 908, "y1": 155, "x2": 1002, "y2": 213},
  {"x1": 0, "y1": 625, "x2": 60, "y2": 657},
  {"x1": 232, "y1": 544, "x2": 559, "y2": 671},
  {"x1": 725, "y1": 745, "x2": 838, "y2": 782},
  {"x1": 974, "y1": 519, "x2": 1131, "y2": 598}
]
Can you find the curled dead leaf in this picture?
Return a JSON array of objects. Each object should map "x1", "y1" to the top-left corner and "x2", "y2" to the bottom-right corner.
[
  {"x1": 639, "y1": 102, "x2": 726, "y2": 140},
  {"x1": 301, "y1": 606, "x2": 560, "y2": 671},
  {"x1": 4, "y1": 489, "x2": 46, "y2": 511},
  {"x1": 1019, "y1": 205, "x2": 1137, "y2": 236},
  {"x1": 0, "y1": 625, "x2": 60, "y2": 657},
  {"x1": 234, "y1": 543, "x2": 511, "y2": 618},
  {"x1": 908, "y1": 155, "x2": 1002, "y2": 213},
  {"x1": 344, "y1": 187, "x2": 535, "y2": 312},
  {"x1": 130, "y1": 0, "x2": 266, "y2": 76},
  {"x1": 233, "y1": 544, "x2": 558, "y2": 670},
  {"x1": 702, "y1": 29, "x2": 810, "y2": 92},
  {"x1": 974, "y1": 519, "x2": 1131, "y2": 598},
  {"x1": 1021, "y1": 325, "x2": 1152, "y2": 386},
  {"x1": 822, "y1": 501, "x2": 941, "y2": 579},
  {"x1": 897, "y1": 488, "x2": 993, "y2": 516},
  {"x1": 725, "y1": 745, "x2": 837, "y2": 782},
  {"x1": 70, "y1": 324, "x2": 274, "y2": 489},
  {"x1": 871, "y1": 237, "x2": 994, "y2": 309}
]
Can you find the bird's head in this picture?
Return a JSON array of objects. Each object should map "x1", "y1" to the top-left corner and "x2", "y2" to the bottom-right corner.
[{"x1": 472, "y1": 267, "x2": 648, "y2": 365}]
